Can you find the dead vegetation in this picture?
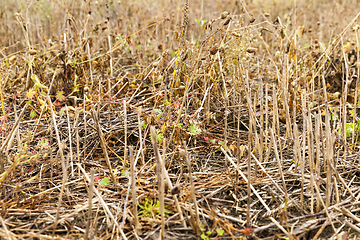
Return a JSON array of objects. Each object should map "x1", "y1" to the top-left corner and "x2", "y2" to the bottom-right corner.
[{"x1": 1, "y1": 0, "x2": 360, "y2": 239}]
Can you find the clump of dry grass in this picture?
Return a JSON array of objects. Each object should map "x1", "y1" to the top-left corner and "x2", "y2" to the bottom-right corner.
[{"x1": 1, "y1": 0, "x2": 360, "y2": 239}]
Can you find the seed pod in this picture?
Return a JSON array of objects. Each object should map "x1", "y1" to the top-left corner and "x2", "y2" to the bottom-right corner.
[
  {"x1": 8, "y1": 55, "x2": 16, "y2": 62},
  {"x1": 246, "y1": 47, "x2": 257, "y2": 54},
  {"x1": 223, "y1": 16, "x2": 231, "y2": 26},
  {"x1": 29, "y1": 49, "x2": 37, "y2": 55},
  {"x1": 275, "y1": 51, "x2": 281, "y2": 60},
  {"x1": 280, "y1": 28, "x2": 285, "y2": 39},
  {"x1": 300, "y1": 26, "x2": 305, "y2": 35},
  {"x1": 126, "y1": 35, "x2": 131, "y2": 45},
  {"x1": 231, "y1": 32, "x2": 241, "y2": 37},
  {"x1": 171, "y1": 185, "x2": 181, "y2": 196},
  {"x1": 181, "y1": 52, "x2": 188, "y2": 61},
  {"x1": 209, "y1": 46, "x2": 219, "y2": 55},
  {"x1": 220, "y1": 11, "x2": 229, "y2": 19},
  {"x1": 162, "y1": 50, "x2": 169, "y2": 58}
]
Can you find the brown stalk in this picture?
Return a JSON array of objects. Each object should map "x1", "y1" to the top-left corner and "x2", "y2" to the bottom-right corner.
[
  {"x1": 0, "y1": 151, "x2": 4, "y2": 197},
  {"x1": 37, "y1": 96, "x2": 69, "y2": 236},
  {"x1": 328, "y1": 158, "x2": 356, "y2": 200},
  {"x1": 129, "y1": 146, "x2": 139, "y2": 235},
  {"x1": 249, "y1": 150, "x2": 285, "y2": 196},
  {"x1": 65, "y1": 105, "x2": 73, "y2": 174},
  {"x1": 90, "y1": 109, "x2": 117, "y2": 186},
  {"x1": 74, "y1": 98, "x2": 80, "y2": 163},
  {"x1": 124, "y1": 100, "x2": 128, "y2": 166},
  {"x1": 315, "y1": 111, "x2": 321, "y2": 212},
  {"x1": 312, "y1": 219, "x2": 329, "y2": 240},
  {"x1": 314, "y1": 183, "x2": 337, "y2": 233},
  {"x1": 246, "y1": 97, "x2": 253, "y2": 228},
  {"x1": 259, "y1": 80, "x2": 264, "y2": 164},
  {"x1": 77, "y1": 164, "x2": 127, "y2": 239},
  {"x1": 324, "y1": 109, "x2": 333, "y2": 208},
  {"x1": 300, "y1": 94, "x2": 306, "y2": 210},
  {"x1": 265, "y1": 83, "x2": 269, "y2": 149},
  {"x1": 1, "y1": 104, "x2": 26, "y2": 153},
  {"x1": 180, "y1": 141, "x2": 200, "y2": 236},
  {"x1": 137, "y1": 108, "x2": 145, "y2": 165},
  {"x1": 157, "y1": 146, "x2": 186, "y2": 227},
  {"x1": 150, "y1": 126, "x2": 165, "y2": 239},
  {"x1": 333, "y1": 177, "x2": 340, "y2": 204},
  {"x1": 345, "y1": 220, "x2": 360, "y2": 234},
  {"x1": 305, "y1": 97, "x2": 315, "y2": 215},
  {"x1": 84, "y1": 168, "x2": 94, "y2": 240},
  {"x1": 0, "y1": 215, "x2": 14, "y2": 240},
  {"x1": 221, "y1": 147, "x2": 290, "y2": 237},
  {"x1": 340, "y1": 36, "x2": 349, "y2": 163},
  {"x1": 354, "y1": 28, "x2": 360, "y2": 146},
  {"x1": 87, "y1": 42, "x2": 94, "y2": 86},
  {"x1": 83, "y1": 87, "x2": 87, "y2": 163},
  {"x1": 269, "y1": 129, "x2": 288, "y2": 201},
  {"x1": 247, "y1": 124, "x2": 252, "y2": 228},
  {"x1": 282, "y1": 55, "x2": 292, "y2": 139}
]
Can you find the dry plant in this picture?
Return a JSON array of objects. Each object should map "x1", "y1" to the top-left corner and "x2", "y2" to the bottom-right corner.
[{"x1": 2, "y1": 0, "x2": 360, "y2": 239}]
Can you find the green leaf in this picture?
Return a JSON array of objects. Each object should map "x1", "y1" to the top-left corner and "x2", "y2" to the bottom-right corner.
[
  {"x1": 30, "y1": 110, "x2": 36, "y2": 118},
  {"x1": 350, "y1": 109, "x2": 355, "y2": 118},
  {"x1": 188, "y1": 123, "x2": 201, "y2": 135},
  {"x1": 216, "y1": 228, "x2": 224, "y2": 236},
  {"x1": 141, "y1": 121, "x2": 147, "y2": 130},
  {"x1": 100, "y1": 177, "x2": 110, "y2": 186},
  {"x1": 156, "y1": 131, "x2": 164, "y2": 143},
  {"x1": 154, "y1": 109, "x2": 163, "y2": 121},
  {"x1": 122, "y1": 170, "x2": 129, "y2": 177},
  {"x1": 26, "y1": 88, "x2": 36, "y2": 99},
  {"x1": 201, "y1": 233, "x2": 209, "y2": 239},
  {"x1": 59, "y1": 107, "x2": 66, "y2": 115},
  {"x1": 31, "y1": 74, "x2": 48, "y2": 91},
  {"x1": 73, "y1": 75, "x2": 79, "y2": 92},
  {"x1": 56, "y1": 91, "x2": 66, "y2": 102}
]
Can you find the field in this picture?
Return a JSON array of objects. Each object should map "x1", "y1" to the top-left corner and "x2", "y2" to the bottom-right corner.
[{"x1": 1, "y1": 0, "x2": 360, "y2": 239}]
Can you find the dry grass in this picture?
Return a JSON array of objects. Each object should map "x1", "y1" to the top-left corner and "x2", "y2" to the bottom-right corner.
[{"x1": 1, "y1": 0, "x2": 360, "y2": 239}]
